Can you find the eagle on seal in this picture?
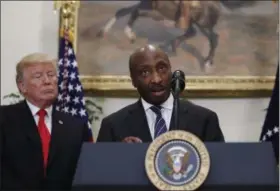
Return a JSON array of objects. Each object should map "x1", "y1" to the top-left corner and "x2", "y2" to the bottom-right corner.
[{"x1": 165, "y1": 151, "x2": 190, "y2": 175}]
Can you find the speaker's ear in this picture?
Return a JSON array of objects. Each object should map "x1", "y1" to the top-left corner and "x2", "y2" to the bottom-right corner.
[
  {"x1": 17, "y1": 81, "x2": 27, "y2": 94},
  {"x1": 131, "y1": 77, "x2": 137, "y2": 88}
]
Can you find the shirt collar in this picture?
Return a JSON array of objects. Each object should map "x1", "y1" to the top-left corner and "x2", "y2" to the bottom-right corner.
[
  {"x1": 141, "y1": 93, "x2": 174, "y2": 111},
  {"x1": 26, "y1": 100, "x2": 53, "y2": 117}
]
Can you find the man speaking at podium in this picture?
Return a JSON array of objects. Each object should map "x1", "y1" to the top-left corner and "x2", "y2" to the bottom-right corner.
[{"x1": 97, "y1": 45, "x2": 224, "y2": 143}]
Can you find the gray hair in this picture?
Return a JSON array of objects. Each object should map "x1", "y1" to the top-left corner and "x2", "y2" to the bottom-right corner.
[{"x1": 16, "y1": 53, "x2": 57, "y2": 83}]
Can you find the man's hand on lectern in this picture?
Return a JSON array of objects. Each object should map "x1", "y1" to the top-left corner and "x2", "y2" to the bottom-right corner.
[{"x1": 122, "y1": 136, "x2": 142, "y2": 143}]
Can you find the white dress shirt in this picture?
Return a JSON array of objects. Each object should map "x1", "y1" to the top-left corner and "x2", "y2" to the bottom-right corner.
[
  {"x1": 26, "y1": 100, "x2": 53, "y2": 134},
  {"x1": 141, "y1": 93, "x2": 174, "y2": 140}
]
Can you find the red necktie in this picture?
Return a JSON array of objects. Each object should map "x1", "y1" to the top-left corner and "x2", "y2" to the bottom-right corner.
[{"x1": 37, "y1": 109, "x2": 51, "y2": 172}]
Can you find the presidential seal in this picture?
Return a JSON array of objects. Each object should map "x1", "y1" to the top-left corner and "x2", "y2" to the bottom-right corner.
[{"x1": 145, "y1": 130, "x2": 210, "y2": 191}]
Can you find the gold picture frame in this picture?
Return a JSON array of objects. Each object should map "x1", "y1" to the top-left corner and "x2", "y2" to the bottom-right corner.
[{"x1": 55, "y1": 1, "x2": 277, "y2": 98}]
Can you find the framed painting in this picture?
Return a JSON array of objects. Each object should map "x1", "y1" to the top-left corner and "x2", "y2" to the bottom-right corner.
[{"x1": 55, "y1": 1, "x2": 278, "y2": 98}]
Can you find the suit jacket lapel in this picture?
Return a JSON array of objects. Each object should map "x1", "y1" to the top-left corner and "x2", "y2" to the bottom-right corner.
[
  {"x1": 47, "y1": 110, "x2": 66, "y2": 167},
  {"x1": 126, "y1": 100, "x2": 152, "y2": 142},
  {"x1": 170, "y1": 100, "x2": 189, "y2": 131},
  {"x1": 21, "y1": 101, "x2": 42, "y2": 151}
]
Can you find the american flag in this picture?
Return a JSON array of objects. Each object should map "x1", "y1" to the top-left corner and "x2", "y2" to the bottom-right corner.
[
  {"x1": 55, "y1": 28, "x2": 93, "y2": 142},
  {"x1": 260, "y1": 65, "x2": 279, "y2": 163}
]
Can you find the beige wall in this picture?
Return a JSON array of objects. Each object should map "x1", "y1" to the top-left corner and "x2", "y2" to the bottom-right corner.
[{"x1": 1, "y1": 1, "x2": 270, "y2": 142}]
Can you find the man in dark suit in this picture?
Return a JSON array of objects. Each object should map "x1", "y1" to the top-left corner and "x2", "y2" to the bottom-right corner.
[
  {"x1": 97, "y1": 45, "x2": 224, "y2": 143},
  {"x1": 0, "y1": 53, "x2": 91, "y2": 190}
]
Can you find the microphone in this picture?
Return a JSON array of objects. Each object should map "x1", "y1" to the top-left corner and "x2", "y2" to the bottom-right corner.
[
  {"x1": 171, "y1": 70, "x2": 185, "y2": 97},
  {"x1": 171, "y1": 70, "x2": 185, "y2": 130}
]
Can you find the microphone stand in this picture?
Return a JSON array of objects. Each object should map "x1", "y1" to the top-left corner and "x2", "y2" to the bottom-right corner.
[{"x1": 173, "y1": 81, "x2": 181, "y2": 130}]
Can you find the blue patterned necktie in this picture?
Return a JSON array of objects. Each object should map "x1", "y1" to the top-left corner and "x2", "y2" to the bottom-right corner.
[{"x1": 150, "y1": 106, "x2": 168, "y2": 139}]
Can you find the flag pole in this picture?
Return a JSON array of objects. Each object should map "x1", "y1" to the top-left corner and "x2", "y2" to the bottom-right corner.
[
  {"x1": 59, "y1": 1, "x2": 77, "y2": 109},
  {"x1": 60, "y1": 3, "x2": 70, "y2": 110}
]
